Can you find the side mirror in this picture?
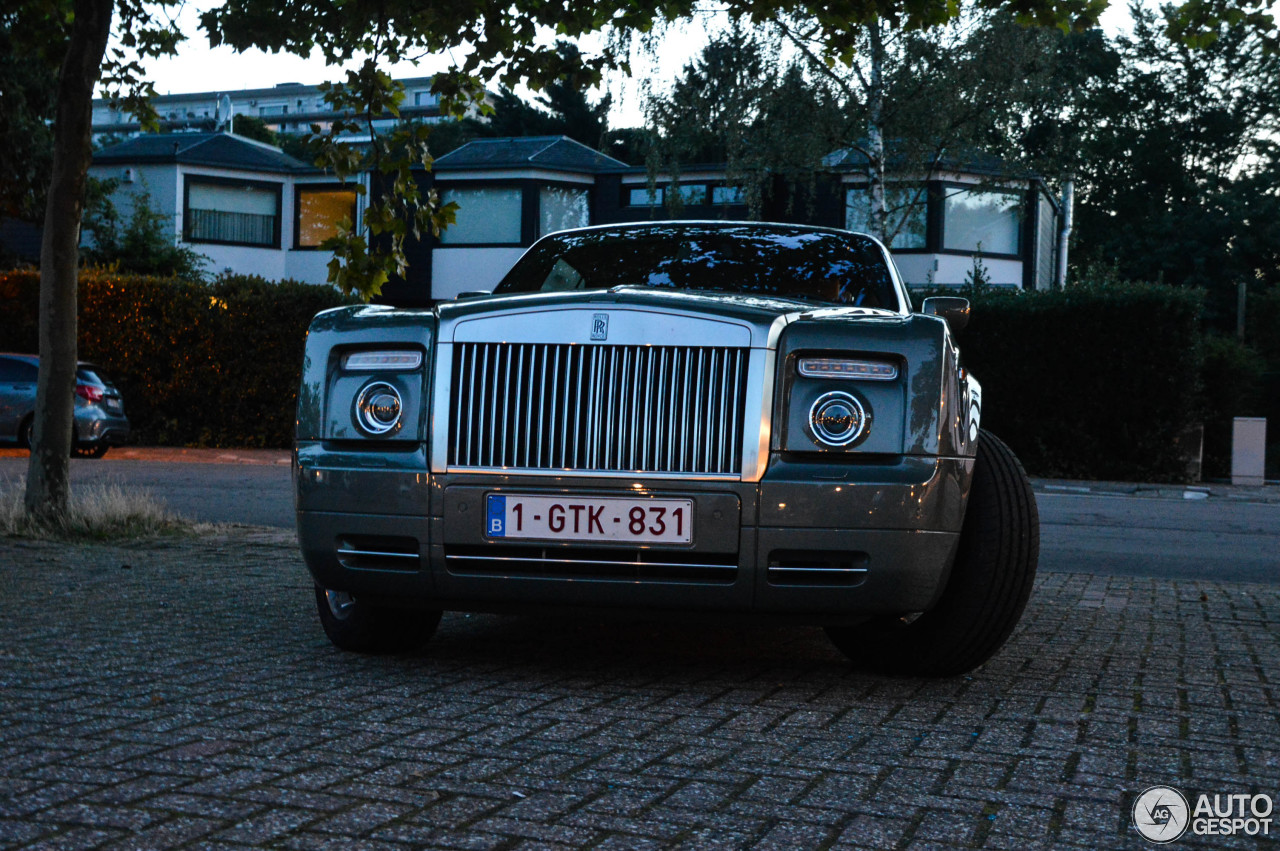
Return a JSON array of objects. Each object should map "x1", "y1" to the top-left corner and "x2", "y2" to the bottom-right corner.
[
  {"x1": 921, "y1": 296, "x2": 970, "y2": 334},
  {"x1": 455, "y1": 290, "x2": 492, "y2": 300}
]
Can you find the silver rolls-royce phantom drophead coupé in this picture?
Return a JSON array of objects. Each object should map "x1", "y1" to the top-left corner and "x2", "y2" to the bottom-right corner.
[{"x1": 294, "y1": 221, "x2": 1039, "y2": 676}]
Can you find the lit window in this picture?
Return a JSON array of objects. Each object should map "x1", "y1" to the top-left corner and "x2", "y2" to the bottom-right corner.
[
  {"x1": 845, "y1": 186, "x2": 928, "y2": 249},
  {"x1": 439, "y1": 186, "x2": 523, "y2": 244},
  {"x1": 296, "y1": 186, "x2": 357, "y2": 248},
  {"x1": 185, "y1": 179, "x2": 280, "y2": 247},
  {"x1": 943, "y1": 188, "x2": 1022, "y2": 255},
  {"x1": 627, "y1": 187, "x2": 663, "y2": 206},
  {"x1": 712, "y1": 186, "x2": 745, "y2": 204},
  {"x1": 676, "y1": 185, "x2": 707, "y2": 205},
  {"x1": 538, "y1": 187, "x2": 589, "y2": 237}
]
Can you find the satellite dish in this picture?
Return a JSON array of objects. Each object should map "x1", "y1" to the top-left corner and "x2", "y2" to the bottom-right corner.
[{"x1": 215, "y1": 94, "x2": 232, "y2": 131}]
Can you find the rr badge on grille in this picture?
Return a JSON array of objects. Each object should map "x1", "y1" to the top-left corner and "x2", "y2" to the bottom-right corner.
[{"x1": 591, "y1": 313, "x2": 609, "y2": 341}]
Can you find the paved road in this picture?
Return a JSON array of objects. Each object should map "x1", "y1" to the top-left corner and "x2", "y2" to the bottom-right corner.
[
  {"x1": 2, "y1": 451, "x2": 1277, "y2": 582},
  {"x1": 0, "y1": 451, "x2": 295, "y2": 529},
  {"x1": 1, "y1": 530, "x2": 1276, "y2": 849},
  {"x1": 1037, "y1": 491, "x2": 1279, "y2": 583}
]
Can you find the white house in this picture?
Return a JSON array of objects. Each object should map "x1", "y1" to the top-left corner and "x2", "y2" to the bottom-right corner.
[
  {"x1": 84, "y1": 132, "x2": 1063, "y2": 301},
  {"x1": 408, "y1": 137, "x2": 1062, "y2": 302},
  {"x1": 90, "y1": 132, "x2": 364, "y2": 284}
]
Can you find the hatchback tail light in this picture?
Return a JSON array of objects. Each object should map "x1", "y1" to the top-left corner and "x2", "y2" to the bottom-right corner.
[{"x1": 75, "y1": 384, "x2": 104, "y2": 402}]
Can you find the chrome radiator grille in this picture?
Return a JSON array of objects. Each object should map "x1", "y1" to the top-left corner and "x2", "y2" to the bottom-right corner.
[{"x1": 449, "y1": 343, "x2": 748, "y2": 475}]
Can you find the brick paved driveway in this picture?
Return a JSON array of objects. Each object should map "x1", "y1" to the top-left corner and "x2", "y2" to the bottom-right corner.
[{"x1": 1, "y1": 529, "x2": 1277, "y2": 850}]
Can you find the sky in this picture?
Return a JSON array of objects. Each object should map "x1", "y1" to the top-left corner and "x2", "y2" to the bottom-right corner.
[{"x1": 114, "y1": 2, "x2": 1139, "y2": 129}]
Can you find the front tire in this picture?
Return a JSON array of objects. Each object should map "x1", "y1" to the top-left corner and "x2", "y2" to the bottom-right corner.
[
  {"x1": 826, "y1": 430, "x2": 1039, "y2": 676},
  {"x1": 314, "y1": 585, "x2": 442, "y2": 653}
]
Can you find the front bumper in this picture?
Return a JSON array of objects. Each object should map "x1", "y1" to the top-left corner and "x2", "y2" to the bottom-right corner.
[{"x1": 295, "y1": 443, "x2": 971, "y2": 622}]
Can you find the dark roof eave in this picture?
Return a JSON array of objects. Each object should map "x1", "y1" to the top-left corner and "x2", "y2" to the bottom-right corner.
[
  {"x1": 91, "y1": 152, "x2": 318, "y2": 173},
  {"x1": 432, "y1": 161, "x2": 608, "y2": 175}
]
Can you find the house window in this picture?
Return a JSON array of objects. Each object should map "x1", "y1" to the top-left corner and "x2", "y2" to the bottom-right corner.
[
  {"x1": 438, "y1": 186, "x2": 523, "y2": 245},
  {"x1": 259, "y1": 105, "x2": 287, "y2": 116},
  {"x1": 943, "y1": 188, "x2": 1022, "y2": 255},
  {"x1": 845, "y1": 186, "x2": 927, "y2": 250},
  {"x1": 539, "y1": 187, "x2": 589, "y2": 237},
  {"x1": 296, "y1": 185, "x2": 357, "y2": 249},
  {"x1": 712, "y1": 185, "x2": 745, "y2": 205},
  {"x1": 676, "y1": 184, "x2": 707, "y2": 205},
  {"x1": 627, "y1": 187, "x2": 664, "y2": 206},
  {"x1": 185, "y1": 179, "x2": 281, "y2": 247},
  {"x1": 414, "y1": 91, "x2": 439, "y2": 107}
]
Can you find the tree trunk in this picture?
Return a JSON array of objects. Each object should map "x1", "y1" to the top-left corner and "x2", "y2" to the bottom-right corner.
[
  {"x1": 24, "y1": 0, "x2": 114, "y2": 519},
  {"x1": 867, "y1": 19, "x2": 887, "y2": 244}
]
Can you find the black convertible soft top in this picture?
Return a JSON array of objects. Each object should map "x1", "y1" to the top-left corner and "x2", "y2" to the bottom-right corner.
[{"x1": 494, "y1": 222, "x2": 903, "y2": 311}]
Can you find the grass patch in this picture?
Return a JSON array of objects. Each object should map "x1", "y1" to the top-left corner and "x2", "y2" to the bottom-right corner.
[{"x1": 0, "y1": 477, "x2": 214, "y2": 541}]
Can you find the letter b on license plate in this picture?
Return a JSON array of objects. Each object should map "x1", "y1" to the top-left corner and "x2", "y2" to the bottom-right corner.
[{"x1": 486, "y1": 494, "x2": 692, "y2": 544}]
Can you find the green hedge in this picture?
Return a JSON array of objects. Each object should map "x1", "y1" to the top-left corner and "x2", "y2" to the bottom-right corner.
[
  {"x1": 0, "y1": 270, "x2": 354, "y2": 447},
  {"x1": 923, "y1": 283, "x2": 1206, "y2": 482},
  {"x1": 1245, "y1": 287, "x2": 1280, "y2": 478},
  {"x1": 1, "y1": 270, "x2": 1261, "y2": 480}
]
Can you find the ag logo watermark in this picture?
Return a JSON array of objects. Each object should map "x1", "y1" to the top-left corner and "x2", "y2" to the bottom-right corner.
[
  {"x1": 1132, "y1": 785, "x2": 1274, "y2": 843},
  {"x1": 1133, "y1": 786, "x2": 1189, "y2": 843}
]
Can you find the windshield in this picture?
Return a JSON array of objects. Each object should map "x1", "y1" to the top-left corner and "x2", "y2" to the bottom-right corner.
[{"x1": 494, "y1": 224, "x2": 902, "y2": 310}]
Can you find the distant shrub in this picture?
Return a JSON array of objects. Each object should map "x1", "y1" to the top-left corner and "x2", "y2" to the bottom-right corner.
[
  {"x1": 1199, "y1": 334, "x2": 1266, "y2": 479},
  {"x1": 1244, "y1": 287, "x2": 1280, "y2": 478},
  {"x1": 0, "y1": 270, "x2": 355, "y2": 447}
]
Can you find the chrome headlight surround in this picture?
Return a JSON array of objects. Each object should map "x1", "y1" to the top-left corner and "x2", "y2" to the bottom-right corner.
[
  {"x1": 353, "y1": 381, "x2": 404, "y2": 436},
  {"x1": 807, "y1": 390, "x2": 871, "y2": 447}
]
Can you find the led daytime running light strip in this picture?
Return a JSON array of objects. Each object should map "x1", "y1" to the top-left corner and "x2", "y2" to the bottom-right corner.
[
  {"x1": 343, "y1": 350, "x2": 423, "y2": 370},
  {"x1": 798, "y1": 357, "x2": 898, "y2": 381}
]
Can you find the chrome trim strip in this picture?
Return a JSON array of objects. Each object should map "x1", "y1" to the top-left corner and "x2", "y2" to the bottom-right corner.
[
  {"x1": 768, "y1": 566, "x2": 869, "y2": 573},
  {"x1": 740, "y1": 348, "x2": 774, "y2": 483},
  {"x1": 337, "y1": 549, "x2": 420, "y2": 560},
  {"x1": 446, "y1": 553, "x2": 736, "y2": 570}
]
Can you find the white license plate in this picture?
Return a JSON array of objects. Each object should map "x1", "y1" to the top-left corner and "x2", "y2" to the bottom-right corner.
[{"x1": 486, "y1": 494, "x2": 693, "y2": 544}]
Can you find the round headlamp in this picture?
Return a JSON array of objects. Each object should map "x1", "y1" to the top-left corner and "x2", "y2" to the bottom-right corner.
[
  {"x1": 808, "y1": 391, "x2": 869, "y2": 447},
  {"x1": 354, "y1": 381, "x2": 403, "y2": 436}
]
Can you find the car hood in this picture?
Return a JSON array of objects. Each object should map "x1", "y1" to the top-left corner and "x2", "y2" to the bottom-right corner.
[{"x1": 437, "y1": 287, "x2": 908, "y2": 340}]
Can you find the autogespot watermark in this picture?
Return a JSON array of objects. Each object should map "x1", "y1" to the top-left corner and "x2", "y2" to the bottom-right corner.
[{"x1": 1132, "y1": 785, "x2": 1274, "y2": 843}]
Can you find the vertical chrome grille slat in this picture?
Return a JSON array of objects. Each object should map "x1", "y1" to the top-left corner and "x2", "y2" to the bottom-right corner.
[
  {"x1": 587, "y1": 346, "x2": 600, "y2": 470},
  {"x1": 476, "y1": 345, "x2": 483, "y2": 465},
  {"x1": 640, "y1": 347, "x2": 653, "y2": 471},
  {"x1": 450, "y1": 342, "x2": 748, "y2": 476},
  {"x1": 680, "y1": 347, "x2": 692, "y2": 473},
  {"x1": 499, "y1": 346, "x2": 511, "y2": 467},
  {"x1": 605, "y1": 348, "x2": 618, "y2": 470},
  {"x1": 729, "y1": 349, "x2": 743, "y2": 472}
]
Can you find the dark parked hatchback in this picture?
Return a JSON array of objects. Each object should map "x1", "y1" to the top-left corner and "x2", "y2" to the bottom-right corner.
[{"x1": 0, "y1": 354, "x2": 130, "y2": 457}]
